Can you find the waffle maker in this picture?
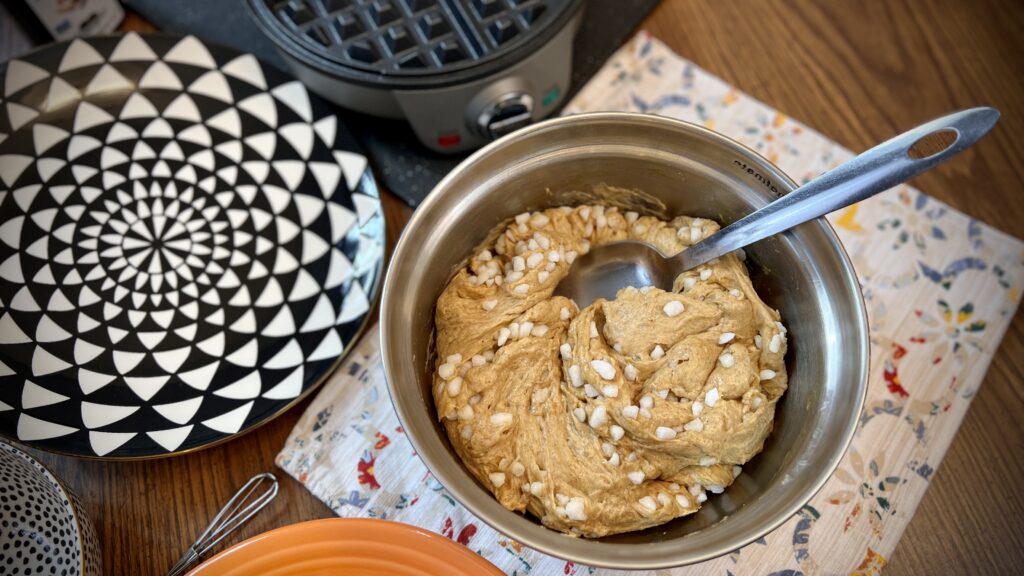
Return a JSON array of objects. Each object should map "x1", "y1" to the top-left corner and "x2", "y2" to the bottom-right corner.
[{"x1": 247, "y1": 0, "x2": 585, "y2": 153}]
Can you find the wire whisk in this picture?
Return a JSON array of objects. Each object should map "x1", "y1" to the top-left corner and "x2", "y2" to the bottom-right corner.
[{"x1": 166, "y1": 472, "x2": 279, "y2": 576}]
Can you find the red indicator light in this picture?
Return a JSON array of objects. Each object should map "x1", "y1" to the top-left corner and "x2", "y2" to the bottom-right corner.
[{"x1": 437, "y1": 132, "x2": 461, "y2": 147}]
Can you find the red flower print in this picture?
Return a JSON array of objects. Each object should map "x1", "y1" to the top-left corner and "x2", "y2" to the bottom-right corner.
[
  {"x1": 374, "y1": 431, "x2": 390, "y2": 450},
  {"x1": 883, "y1": 363, "x2": 909, "y2": 398},
  {"x1": 440, "y1": 517, "x2": 478, "y2": 546},
  {"x1": 882, "y1": 342, "x2": 910, "y2": 397},
  {"x1": 357, "y1": 450, "x2": 380, "y2": 489},
  {"x1": 891, "y1": 342, "x2": 907, "y2": 359},
  {"x1": 456, "y1": 524, "x2": 477, "y2": 546},
  {"x1": 844, "y1": 502, "x2": 862, "y2": 532}
]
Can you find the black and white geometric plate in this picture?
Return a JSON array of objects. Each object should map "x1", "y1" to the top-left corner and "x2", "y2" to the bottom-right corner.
[{"x1": 0, "y1": 34, "x2": 384, "y2": 458}]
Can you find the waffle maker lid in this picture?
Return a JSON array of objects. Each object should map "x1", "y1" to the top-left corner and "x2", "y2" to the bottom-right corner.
[{"x1": 248, "y1": 0, "x2": 585, "y2": 89}]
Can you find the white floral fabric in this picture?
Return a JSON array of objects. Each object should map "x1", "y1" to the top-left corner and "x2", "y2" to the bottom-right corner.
[{"x1": 277, "y1": 32, "x2": 1024, "y2": 575}]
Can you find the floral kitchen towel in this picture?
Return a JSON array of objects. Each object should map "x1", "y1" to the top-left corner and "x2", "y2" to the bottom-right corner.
[{"x1": 277, "y1": 32, "x2": 1024, "y2": 575}]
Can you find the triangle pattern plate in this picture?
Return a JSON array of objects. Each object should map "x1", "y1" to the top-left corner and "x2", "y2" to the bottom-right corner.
[{"x1": 0, "y1": 34, "x2": 383, "y2": 458}]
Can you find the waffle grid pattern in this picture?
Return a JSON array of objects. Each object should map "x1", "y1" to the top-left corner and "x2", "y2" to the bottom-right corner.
[{"x1": 264, "y1": 0, "x2": 564, "y2": 73}]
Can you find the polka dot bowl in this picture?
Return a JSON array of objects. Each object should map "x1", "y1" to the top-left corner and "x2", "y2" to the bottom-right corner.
[{"x1": 0, "y1": 440, "x2": 100, "y2": 576}]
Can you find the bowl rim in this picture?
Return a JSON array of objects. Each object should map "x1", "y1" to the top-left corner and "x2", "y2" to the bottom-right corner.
[
  {"x1": 380, "y1": 111, "x2": 870, "y2": 569},
  {"x1": 0, "y1": 439, "x2": 96, "y2": 573}
]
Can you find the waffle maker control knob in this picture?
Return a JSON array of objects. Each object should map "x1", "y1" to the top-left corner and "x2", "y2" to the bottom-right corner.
[{"x1": 477, "y1": 92, "x2": 535, "y2": 139}]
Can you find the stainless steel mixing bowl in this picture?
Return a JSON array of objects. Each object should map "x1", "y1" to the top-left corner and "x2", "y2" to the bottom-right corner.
[{"x1": 380, "y1": 112, "x2": 869, "y2": 569}]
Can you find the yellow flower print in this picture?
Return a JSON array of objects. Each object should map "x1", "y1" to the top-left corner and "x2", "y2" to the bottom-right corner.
[
  {"x1": 850, "y1": 547, "x2": 888, "y2": 576},
  {"x1": 834, "y1": 204, "x2": 865, "y2": 233},
  {"x1": 913, "y1": 299, "x2": 985, "y2": 369}
]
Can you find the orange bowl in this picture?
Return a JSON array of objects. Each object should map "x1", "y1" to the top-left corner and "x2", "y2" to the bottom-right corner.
[{"x1": 188, "y1": 518, "x2": 503, "y2": 576}]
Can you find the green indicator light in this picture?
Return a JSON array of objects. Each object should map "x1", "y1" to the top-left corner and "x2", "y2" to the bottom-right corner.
[{"x1": 542, "y1": 86, "x2": 560, "y2": 107}]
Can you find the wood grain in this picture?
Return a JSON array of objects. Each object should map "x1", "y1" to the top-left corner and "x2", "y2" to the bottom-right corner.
[
  {"x1": 646, "y1": 2, "x2": 1024, "y2": 574},
  {"x1": 18, "y1": 0, "x2": 1024, "y2": 574}
]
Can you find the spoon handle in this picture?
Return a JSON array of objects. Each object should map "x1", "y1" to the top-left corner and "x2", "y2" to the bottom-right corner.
[{"x1": 679, "y1": 107, "x2": 1000, "y2": 268}]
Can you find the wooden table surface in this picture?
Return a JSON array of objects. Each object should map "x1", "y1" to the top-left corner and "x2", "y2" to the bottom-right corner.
[{"x1": 17, "y1": 0, "x2": 1023, "y2": 574}]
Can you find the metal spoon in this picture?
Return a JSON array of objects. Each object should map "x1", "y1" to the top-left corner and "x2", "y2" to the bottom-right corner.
[{"x1": 554, "y1": 107, "x2": 999, "y2": 307}]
